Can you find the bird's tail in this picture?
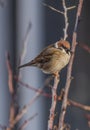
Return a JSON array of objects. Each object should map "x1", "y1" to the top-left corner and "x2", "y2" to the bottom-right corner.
[{"x1": 18, "y1": 61, "x2": 34, "y2": 69}]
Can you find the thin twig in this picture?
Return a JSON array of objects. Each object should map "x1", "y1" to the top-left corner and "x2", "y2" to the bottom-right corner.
[
  {"x1": 18, "y1": 113, "x2": 38, "y2": 130},
  {"x1": 48, "y1": 73, "x2": 60, "y2": 130},
  {"x1": 42, "y1": 3, "x2": 75, "y2": 15},
  {"x1": 42, "y1": 3, "x2": 64, "y2": 14},
  {"x1": 20, "y1": 23, "x2": 31, "y2": 65},
  {"x1": 18, "y1": 23, "x2": 31, "y2": 78},
  {"x1": 67, "y1": 6, "x2": 76, "y2": 10},
  {"x1": 68, "y1": 99, "x2": 90, "y2": 111},
  {"x1": 58, "y1": 0, "x2": 84, "y2": 130},
  {"x1": 14, "y1": 76, "x2": 51, "y2": 98},
  {"x1": 78, "y1": 43, "x2": 90, "y2": 53}
]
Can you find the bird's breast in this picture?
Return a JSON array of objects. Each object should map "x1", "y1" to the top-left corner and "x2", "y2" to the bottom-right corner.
[{"x1": 41, "y1": 52, "x2": 70, "y2": 74}]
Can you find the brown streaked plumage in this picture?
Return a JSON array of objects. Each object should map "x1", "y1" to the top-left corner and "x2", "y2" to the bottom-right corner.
[{"x1": 18, "y1": 39, "x2": 71, "y2": 75}]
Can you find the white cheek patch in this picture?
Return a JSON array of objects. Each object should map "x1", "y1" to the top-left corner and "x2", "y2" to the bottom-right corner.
[
  {"x1": 62, "y1": 48, "x2": 66, "y2": 53},
  {"x1": 68, "y1": 51, "x2": 71, "y2": 56},
  {"x1": 55, "y1": 42, "x2": 59, "y2": 48}
]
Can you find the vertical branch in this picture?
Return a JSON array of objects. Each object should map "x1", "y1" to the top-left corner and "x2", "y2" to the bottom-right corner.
[
  {"x1": 6, "y1": 53, "x2": 16, "y2": 130},
  {"x1": 18, "y1": 23, "x2": 31, "y2": 78},
  {"x1": 20, "y1": 23, "x2": 31, "y2": 65},
  {"x1": 48, "y1": 73, "x2": 60, "y2": 130},
  {"x1": 62, "y1": 0, "x2": 69, "y2": 40},
  {"x1": 58, "y1": 0, "x2": 84, "y2": 130}
]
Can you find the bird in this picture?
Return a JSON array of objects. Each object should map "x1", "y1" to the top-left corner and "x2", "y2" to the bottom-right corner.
[{"x1": 18, "y1": 39, "x2": 71, "y2": 76}]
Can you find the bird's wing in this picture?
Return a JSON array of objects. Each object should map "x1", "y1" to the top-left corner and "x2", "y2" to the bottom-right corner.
[{"x1": 33, "y1": 45, "x2": 56, "y2": 64}]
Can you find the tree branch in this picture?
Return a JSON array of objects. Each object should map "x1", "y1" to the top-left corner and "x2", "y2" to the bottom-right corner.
[
  {"x1": 48, "y1": 73, "x2": 60, "y2": 130},
  {"x1": 14, "y1": 76, "x2": 51, "y2": 98},
  {"x1": 15, "y1": 78, "x2": 90, "y2": 112},
  {"x1": 43, "y1": 2, "x2": 75, "y2": 41},
  {"x1": 58, "y1": 0, "x2": 84, "y2": 130},
  {"x1": 42, "y1": 3, "x2": 64, "y2": 15},
  {"x1": 62, "y1": 0, "x2": 69, "y2": 40},
  {"x1": 6, "y1": 53, "x2": 16, "y2": 130},
  {"x1": 68, "y1": 99, "x2": 90, "y2": 111},
  {"x1": 18, "y1": 113, "x2": 38, "y2": 130},
  {"x1": 78, "y1": 43, "x2": 90, "y2": 53}
]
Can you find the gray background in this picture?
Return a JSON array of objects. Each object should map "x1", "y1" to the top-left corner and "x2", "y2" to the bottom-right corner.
[{"x1": 0, "y1": 0, "x2": 90, "y2": 130}]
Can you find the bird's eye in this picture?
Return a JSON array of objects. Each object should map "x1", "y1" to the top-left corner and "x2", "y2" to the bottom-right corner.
[
  {"x1": 66, "y1": 49, "x2": 71, "y2": 55},
  {"x1": 59, "y1": 47, "x2": 63, "y2": 50},
  {"x1": 59, "y1": 46, "x2": 71, "y2": 55},
  {"x1": 59, "y1": 47, "x2": 66, "y2": 53}
]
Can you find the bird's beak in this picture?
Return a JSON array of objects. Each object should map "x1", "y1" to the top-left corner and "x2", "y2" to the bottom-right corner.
[
  {"x1": 66, "y1": 49, "x2": 71, "y2": 53},
  {"x1": 69, "y1": 49, "x2": 72, "y2": 53},
  {"x1": 69, "y1": 49, "x2": 74, "y2": 54}
]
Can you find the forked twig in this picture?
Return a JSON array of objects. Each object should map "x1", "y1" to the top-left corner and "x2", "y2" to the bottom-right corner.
[
  {"x1": 43, "y1": 1, "x2": 75, "y2": 40},
  {"x1": 19, "y1": 113, "x2": 38, "y2": 130}
]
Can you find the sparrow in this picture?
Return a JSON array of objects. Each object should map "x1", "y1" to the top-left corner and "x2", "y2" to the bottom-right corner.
[{"x1": 18, "y1": 39, "x2": 71, "y2": 76}]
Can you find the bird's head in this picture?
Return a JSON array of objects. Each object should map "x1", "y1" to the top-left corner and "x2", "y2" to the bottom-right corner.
[{"x1": 55, "y1": 39, "x2": 71, "y2": 54}]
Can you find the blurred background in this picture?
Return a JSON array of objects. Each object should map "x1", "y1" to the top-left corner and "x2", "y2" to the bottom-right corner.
[{"x1": 0, "y1": 0, "x2": 90, "y2": 130}]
